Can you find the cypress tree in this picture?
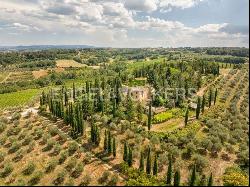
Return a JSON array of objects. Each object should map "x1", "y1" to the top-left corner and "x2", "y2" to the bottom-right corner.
[
  {"x1": 208, "y1": 173, "x2": 213, "y2": 186},
  {"x1": 64, "y1": 91, "x2": 68, "y2": 106},
  {"x1": 148, "y1": 101, "x2": 152, "y2": 131},
  {"x1": 128, "y1": 147, "x2": 133, "y2": 167},
  {"x1": 101, "y1": 93, "x2": 104, "y2": 115},
  {"x1": 95, "y1": 126, "x2": 100, "y2": 146},
  {"x1": 104, "y1": 130, "x2": 108, "y2": 152},
  {"x1": 86, "y1": 81, "x2": 90, "y2": 94},
  {"x1": 214, "y1": 89, "x2": 218, "y2": 105},
  {"x1": 139, "y1": 152, "x2": 144, "y2": 172},
  {"x1": 146, "y1": 147, "x2": 151, "y2": 175},
  {"x1": 153, "y1": 154, "x2": 158, "y2": 176},
  {"x1": 108, "y1": 131, "x2": 112, "y2": 154},
  {"x1": 185, "y1": 107, "x2": 189, "y2": 126},
  {"x1": 123, "y1": 142, "x2": 128, "y2": 162},
  {"x1": 73, "y1": 82, "x2": 76, "y2": 101},
  {"x1": 189, "y1": 165, "x2": 197, "y2": 186},
  {"x1": 196, "y1": 96, "x2": 201, "y2": 119},
  {"x1": 112, "y1": 98, "x2": 116, "y2": 118},
  {"x1": 174, "y1": 170, "x2": 180, "y2": 186},
  {"x1": 112, "y1": 138, "x2": 116, "y2": 157},
  {"x1": 201, "y1": 95, "x2": 206, "y2": 113},
  {"x1": 208, "y1": 88, "x2": 212, "y2": 108},
  {"x1": 166, "y1": 156, "x2": 173, "y2": 185}
]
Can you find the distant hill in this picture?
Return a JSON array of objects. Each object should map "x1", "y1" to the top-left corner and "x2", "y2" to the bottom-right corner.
[{"x1": 0, "y1": 45, "x2": 95, "y2": 51}]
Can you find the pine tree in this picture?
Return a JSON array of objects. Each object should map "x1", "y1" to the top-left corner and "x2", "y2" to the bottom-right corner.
[
  {"x1": 189, "y1": 165, "x2": 197, "y2": 186},
  {"x1": 153, "y1": 154, "x2": 158, "y2": 176},
  {"x1": 123, "y1": 142, "x2": 128, "y2": 162},
  {"x1": 112, "y1": 138, "x2": 116, "y2": 157},
  {"x1": 196, "y1": 97, "x2": 201, "y2": 119},
  {"x1": 174, "y1": 170, "x2": 180, "y2": 186},
  {"x1": 148, "y1": 101, "x2": 152, "y2": 131},
  {"x1": 201, "y1": 95, "x2": 206, "y2": 113},
  {"x1": 166, "y1": 156, "x2": 173, "y2": 185},
  {"x1": 185, "y1": 107, "x2": 189, "y2": 126},
  {"x1": 146, "y1": 147, "x2": 151, "y2": 175},
  {"x1": 208, "y1": 173, "x2": 213, "y2": 186},
  {"x1": 139, "y1": 152, "x2": 144, "y2": 172},
  {"x1": 214, "y1": 89, "x2": 218, "y2": 105}
]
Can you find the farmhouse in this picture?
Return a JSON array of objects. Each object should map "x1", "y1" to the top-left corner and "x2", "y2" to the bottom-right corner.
[{"x1": 121, "y1": 86, "x2": 150, "y2": 102}]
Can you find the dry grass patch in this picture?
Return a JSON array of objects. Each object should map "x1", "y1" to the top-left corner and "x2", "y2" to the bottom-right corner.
[
  {"x1": 32, "y1": 69, "x2": 48, "y2": 79},
  {"x1": 56, "y1": 60, "x2": 86, "y2": 68}
]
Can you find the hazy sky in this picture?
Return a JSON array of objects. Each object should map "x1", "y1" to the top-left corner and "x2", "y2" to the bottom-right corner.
[{"x1": 0, "y1": 0, "x2": 249, "y2": 47}]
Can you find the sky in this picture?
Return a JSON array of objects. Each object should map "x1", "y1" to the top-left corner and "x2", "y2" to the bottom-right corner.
[{"x1": 0, "y1": 0, "x2": 249, "y2": 47}]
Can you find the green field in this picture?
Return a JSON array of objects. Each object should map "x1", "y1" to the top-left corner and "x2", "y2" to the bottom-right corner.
[{"x1": 0, "y1": 89, "x2": 41, "y2": 109}]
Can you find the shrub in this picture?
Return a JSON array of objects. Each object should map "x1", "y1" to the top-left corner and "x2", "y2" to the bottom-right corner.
[
  {"x1": 0, "y1": 123, "x2": 6, "y2": 134},
  {"x1": 12, "y1": 112, "x2": 21, "y2": 121},
  {"x1": 65, "y1": 178, "x2": 75, "y2": 186},
  {"x1": 79, "y1": 174, "x2": 92, "y2": 186},
  {"x1": 8, "y1": 142, "x2": 21, "y2": 154},
  {"x1": 43, "y1": 139, "x2": 56, "y2": 152},
  {"x1": 59, "y1": 150, "x2": 68, "y2": 164},
  {"x1": 53, "y1": 169, "x2": 66, "y2": 185},
  {"x1": 98, "y1": 171, "x2": 110, "y2": 184},
  {"x1": 0, "y1": 151, "x2": 6, "y2": 163},
  {"x1": 52, "y1": 143, "x2": 62, "y2": 156},
  {"x1": 65, "y1": 157, "x2": 77, "y2": 172},
  {"x1": 7, "y1": 126, "x2": 21, "y2": 136},
  {"x1": 27, "y1": 141, "x2": 35, "y2": 153},
  {"x1": 45, "y1": 159, "x2": 58, "y2": 173},
  {"x1": 58, "y1": 132, "x2": 67, "y2": 144},
  {"x1": 48, "y1": 126, "x2": 59, "y2": 137},
  {"x1": 15, "y1": 179, "x2": 26, "y2": 186},
  {"x1": 34, "y1": 129, "x2": 43, "y2": 140},
  {"x1": 223, "y1": 167, "x2": 249, "y2": 186},
  {"x1": 23, "y1": 162, "x2": 36, "y2": 175},
  {"x1": 192, "y1": 154, "x2": 208, "y2": 172},
  {"x1": 12, "y1": 148, "x2": 24, "y2": 162},
  {"x1": 22, "y1": 135, "x2": 33, "y2": 146},
  {"x1": 0, "y1": 163, "x2": 14, "y2": 178},
  {"x1": 28, "y1": 171, "x2": 43, "y2": 186},
  {"x1": 0, "y1": 135, "x2": 7, "y2": 145},
  {"x1": 68, "y1": 141, "x2": 79, "y2": 156},
  {"x1": 18, "y1": 131, "x2": 28, "y2": 140},
  {"x1": 41, "y1": 134, "x2": 51, "y2": 145},
  {"x1": 71, "y1": 162, "x2": 84, "y2": 178},
  {"x1": 108, "y1": 174, "x2": 119, "y2": 186}
]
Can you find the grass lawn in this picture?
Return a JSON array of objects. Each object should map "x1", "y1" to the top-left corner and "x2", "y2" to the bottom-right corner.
[
  {"x1": 0, "y1": 89, "x2": 41, "y2": 109},
  {"x1": 152, "y1": 118, "x2": 183, "y2": 132}
]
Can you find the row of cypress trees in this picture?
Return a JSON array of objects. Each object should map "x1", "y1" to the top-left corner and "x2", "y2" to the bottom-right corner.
[
  {"x1": 104, "y1": 130, "x2": 116, "y2": 157},
  {"x1": 184, "y1": 87, "x2": 218, "y2": 125}
]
